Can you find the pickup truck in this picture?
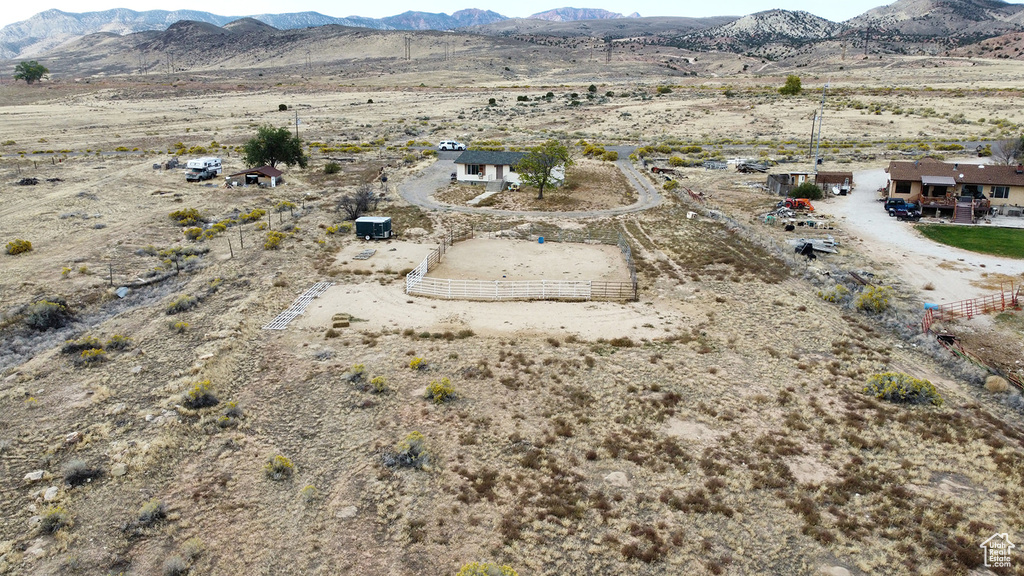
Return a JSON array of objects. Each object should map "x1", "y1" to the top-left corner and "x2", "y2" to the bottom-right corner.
[
  {"x1": 186, "y1": 168, "x2": 214, "y2": 182},
  {"x1": 890, "y1": 205, "x2": 922, "y2": 221}
]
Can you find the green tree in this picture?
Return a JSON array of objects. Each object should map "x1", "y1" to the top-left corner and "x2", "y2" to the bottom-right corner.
[
  {"x1": 242, "y1": 125, "x2": 308, "y2": 169},
  {"x1": 14, "y1": 61, "x2": 48, "y2": 84},
  {"x1": 779, "y1": 75, "x2": 802, "y2": 96},
  {"x1": 791, "y1": 182, "x2": 823, "y2": 200},
  {"x1": 515, "y1": 140, "x2": 574, "y2": 200}
]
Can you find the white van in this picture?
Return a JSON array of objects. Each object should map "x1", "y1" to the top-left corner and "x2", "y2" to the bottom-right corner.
[{"x1": 437, "y1": 140, "x2": 466, "y2": 151}]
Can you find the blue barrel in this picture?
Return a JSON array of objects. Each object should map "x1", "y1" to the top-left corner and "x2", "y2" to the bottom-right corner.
[{"x1": 538, "y1": 237, "x2": 544, "y2": 244}]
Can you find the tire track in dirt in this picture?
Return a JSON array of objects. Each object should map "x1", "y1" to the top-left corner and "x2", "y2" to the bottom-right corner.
[{"x1": 620, "y1": 217, "x2": 687, "y2": 284}]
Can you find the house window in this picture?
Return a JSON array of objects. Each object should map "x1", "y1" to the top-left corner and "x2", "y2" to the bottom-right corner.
[
  {"x1": 992, "y1": 186, "x2": 1009, "y2": 199},
  {"x1": 895, "y1": 182, "x2": 911, "y2": 195},
  {"x1": 466, "y1": 164, "x2": 481, "y2": 176}
]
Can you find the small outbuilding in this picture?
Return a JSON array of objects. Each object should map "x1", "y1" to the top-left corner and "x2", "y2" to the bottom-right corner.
[
  {"x1": 355, "y1": 216, "x2": 392, "y2": 240},
  {"x1": 225, "y1": 165, "x2": 284, "y2": 188}
]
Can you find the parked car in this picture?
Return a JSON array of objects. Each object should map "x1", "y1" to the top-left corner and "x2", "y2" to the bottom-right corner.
[
  {"x1": 884, "y1": 198, "x2": 918, "y2": 212},
  {"x1": 890, "y1": 206, "x2": 922, "y2": 221},
  {"x1": 437, "y1": 140, "x2": 466, "y2": 151}
]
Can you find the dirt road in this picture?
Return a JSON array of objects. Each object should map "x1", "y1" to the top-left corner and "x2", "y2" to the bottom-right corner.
[{"x1": 398, "y1": 146, "x2": 661, "y2": 217}]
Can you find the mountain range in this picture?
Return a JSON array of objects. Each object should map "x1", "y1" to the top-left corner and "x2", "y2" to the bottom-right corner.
[{"x1": 2, "y1": 0, "x2": 1023, "y2": 61}]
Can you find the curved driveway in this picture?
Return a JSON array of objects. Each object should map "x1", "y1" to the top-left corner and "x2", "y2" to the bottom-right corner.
[{"x1": 399, "y1": 146, "x2": 661, "y2": 218}]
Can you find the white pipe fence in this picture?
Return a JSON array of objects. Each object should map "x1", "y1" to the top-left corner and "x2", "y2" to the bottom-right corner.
[
  {"x1": 407, "y1": 277, "x2": 593, "y2": 300},
  {"x1": 403, "y1": 225, "x2": 638, "y2": 302}
]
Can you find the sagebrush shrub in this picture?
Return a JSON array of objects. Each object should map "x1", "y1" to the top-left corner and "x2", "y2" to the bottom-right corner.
[
  {"x1": 169, "y1": 208, "x2": 201, "y2": 226},
  {"x1": 76, "y1": 348, "x2": 107, "y2": 367},
  {"x1": 856, "y1": 285, "x2": 893, "y2": 313},
  {"x1": 264, "y1": 230, "x2": 287, "y2": 250},
  {"x1": 183, "y1": 380, "x2": 218, "y2": 409},
  {"x1": 62, "y1": 459, "x2": 101, "y2": 486},
  {"x1": 137, "y1": 499, "x2": 166, "y2": 526},
  {"x1": 663, "y1": 180, "x2": 679, "y2": 191},
  {"x1": 24, "y1": 299, "x2": 73, "y2": 330},
  {"x1": 6, "y1": 238, "x2": 32, "y2": 255},
  {"x1": 864, "y1": 372, "x2": 943, "y2": 406},
  {"x1": 162, "y1": 556, "x2": 187, "y2": 576},
  {"x1": 324, "y1": 162, "x2": 341, "y2": 175},
  {"x1": 457, "y1": 563, "x2": 518, "y2": 576},
  {"x1": 424, "y1": 377, "x2": 456, "y2": 404},
  {"x1": 166, "y1": 294, "x2": 198, "y2": 315},
  {"x1": 370, "y1": 376, "x2": 387, "y2": 393},
  {"x1": 40, "y1": 506, "x2": 70, "y2": 534},
  {"x1": 387, "y1": 431, "x2": 430, "y2": 469},
  {"x1": 105, "y1": 334, "x2": 133, "y2": 350},
  {"x1": 265, "y1": 455, "x2": 294, "y2": 480},
  {"x1": 410, "y1": 357, "x2": 426, "y2": 370},
  {"x1": 240, "y1": 208, "x2": 266, "y2": 223},
  {"x1": 818, "y1": 284, "x2": 850, "y2": 303},
  {"x1": 62, "y1": 335, "x2": 102, "y2": 355}
]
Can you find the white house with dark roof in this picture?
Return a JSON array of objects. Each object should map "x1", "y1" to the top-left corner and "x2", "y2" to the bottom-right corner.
[{"x1": 453, "y1": 150, "x2": 527, "y2": 187}]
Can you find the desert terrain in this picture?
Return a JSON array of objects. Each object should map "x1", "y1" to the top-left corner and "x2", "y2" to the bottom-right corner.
[{"x1": 1, "y1": 36, "x2": 1023, "y2": 576}]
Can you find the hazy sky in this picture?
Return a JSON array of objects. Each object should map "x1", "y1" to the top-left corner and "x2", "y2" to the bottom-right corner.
[{"x1": 5, "y1": 0, "x2": 1024, "y2": 29}]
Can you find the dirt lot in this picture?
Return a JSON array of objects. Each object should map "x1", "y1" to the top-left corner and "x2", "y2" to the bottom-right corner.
[
  {"x1": 428, "y1": 238, "x2": 630, "y2": 282},
  {"x1": 1, "y1": 55, "x2": 1023, "y2": 576}
]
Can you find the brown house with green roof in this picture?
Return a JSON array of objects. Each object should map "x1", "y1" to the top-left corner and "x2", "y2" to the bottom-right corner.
[{"x1": 885, "y1": 159, "x2": 1024, "y2": 222}]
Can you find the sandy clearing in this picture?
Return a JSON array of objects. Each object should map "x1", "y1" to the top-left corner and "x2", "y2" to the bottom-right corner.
[
  {"x1": 428, "y1": 237, "x2": 630, "y2": 282},
  {"x1": 335, "y1": 239, "x2": 433, "y2": 272},
  {"x1": 294, "y1": 279, "x2": 688, "y2": 340}
]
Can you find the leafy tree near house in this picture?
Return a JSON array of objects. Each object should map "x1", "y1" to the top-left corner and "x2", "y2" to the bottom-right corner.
[
  {"x1": 516, "y1": 140, "x2": 574, "y2": 200},
  {"x1": 14, "y1": 61, "x2": 48, "y2": 84},
  {"x1": 992, "y1": 136, "x2": 1024, "y2": 165},
  {"x1": 242, "y1": 125, "x2": 308, "y2": 169},
  {"x1": 779, "y1": 75, "x2": 802, "y2": 96}
]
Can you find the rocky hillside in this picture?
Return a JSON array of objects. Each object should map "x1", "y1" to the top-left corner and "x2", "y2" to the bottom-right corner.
[
  {"x1": 380, "y1": 9, "x2": 505, "y2": 30},
  {"x1": 950, "y1": 30, "x2": 1024, "y2": 58},
  {"x1": 527, "y1": 8, "x2": 634, "y2": 21},
  {"x1": 671, "y1": 9, "x2": 849, "y2": 57},
  {"x1": 468, "y1": 16, "x2": 736, "y2": 39},
  {"x1": 847, "y1": 0, "x2": 1024, "y2": 44}
]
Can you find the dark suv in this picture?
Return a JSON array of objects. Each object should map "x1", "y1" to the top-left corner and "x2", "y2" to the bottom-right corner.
[
  {"x1": 890, "y1": 205, "x2": 922, "y2": 221},
  {"x1": 884, "y1": 198, "x2": 917, "y2": 213}
]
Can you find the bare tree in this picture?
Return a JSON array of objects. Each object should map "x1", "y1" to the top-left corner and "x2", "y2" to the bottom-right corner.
[
  {"x1": 337, "y1": 184, "x2": 379, "y2": 220},
  {"x1": 992, "y1": 137, "x2": 1024, "y2": 165}
]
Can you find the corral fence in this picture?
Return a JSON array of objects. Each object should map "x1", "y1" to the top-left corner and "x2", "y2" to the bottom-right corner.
[
  {"x1": 405, "y1": 224, "x2": 638, "y2": 302},
  {"x1": 921, "y1": 283, "x2": 1021, "y2": 333}
]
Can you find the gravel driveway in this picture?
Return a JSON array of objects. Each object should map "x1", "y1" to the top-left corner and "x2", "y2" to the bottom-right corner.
[
  {"x1": 815, "y1": 167, "x2": 1024, "y2": 304},
  {"x1": 398, "y1": 146, "x2": 661, "y2": 218}
]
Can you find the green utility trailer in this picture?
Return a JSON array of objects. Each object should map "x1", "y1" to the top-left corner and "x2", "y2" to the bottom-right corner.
[{"x1": 354, "y1": 216, "x2": 392, "y2": 240}]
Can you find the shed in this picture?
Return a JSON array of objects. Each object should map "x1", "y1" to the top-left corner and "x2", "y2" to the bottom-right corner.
[
  {"x1": 225, "y1": 165, "x2": 284, "y2": 188},
  {"x1": 815, "y1": 171, "x2": 854, "y2": 194},
  {"x1": 355, "y1": 216, "x2": 392, "y2": 240}
]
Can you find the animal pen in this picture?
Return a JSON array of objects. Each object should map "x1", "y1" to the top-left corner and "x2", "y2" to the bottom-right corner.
[{"x1": 405, "y1": 225, "x2": 638, "y2": 302}]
